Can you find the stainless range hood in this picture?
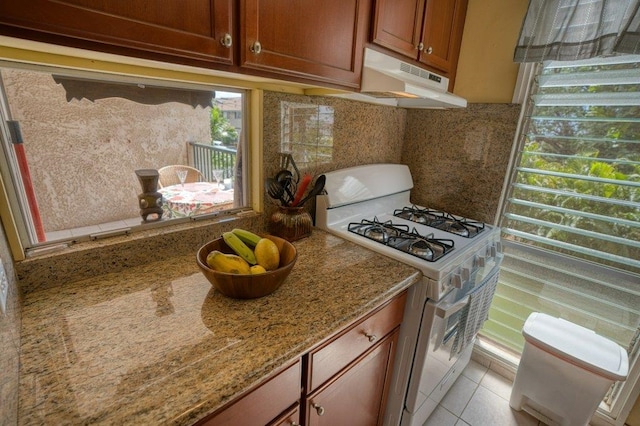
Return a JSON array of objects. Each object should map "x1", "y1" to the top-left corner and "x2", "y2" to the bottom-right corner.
[{"x1": 329, "y1": 48, "x2": 467, "y2": 109}]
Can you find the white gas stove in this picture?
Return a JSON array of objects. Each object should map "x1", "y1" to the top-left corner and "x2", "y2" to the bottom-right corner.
[
  {"x1": 315, "y1": 163, "x2": 501, "y2": 300},
  {"x1": 315, "y1": 163, "x2": 503, "y2": 426}
]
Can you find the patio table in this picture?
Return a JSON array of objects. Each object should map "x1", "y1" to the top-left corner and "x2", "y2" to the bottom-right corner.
[{"x1": 159, "y1": 182, "x2": 233, "y2": 217}]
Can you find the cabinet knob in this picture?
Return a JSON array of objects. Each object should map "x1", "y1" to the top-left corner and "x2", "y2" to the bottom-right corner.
[
  {"x1": 312, "y1": 403, "x2": 325, "y2": 416},
  {"x1": 417, "y1": 42, "x2": 424, "y2": 51},
  {"x1": 425, "y1": 46, "x2": 433, "y2": 54},
  {"x1": 364, "y1": 332, "x2": 377, "y2": 343},
  {"x1": 220, "y1": 33, "x2": 232, "y2": 48},
  {"x1": 250, "y1": 41, "x2": 262, "y2": 54}
]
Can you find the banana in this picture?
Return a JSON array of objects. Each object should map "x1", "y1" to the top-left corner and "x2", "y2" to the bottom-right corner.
[
  {"x1": 206, "y1": 251, "x2": 251, "y2": 274},
  {"x1": 232, "y1": 228, "x2": 262, "y2": 248},
  {"x1": 223, "y1": 231, "x2": 257, "y2": 265}
]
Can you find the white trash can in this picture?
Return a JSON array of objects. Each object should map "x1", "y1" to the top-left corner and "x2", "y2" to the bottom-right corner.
[{"x1": 509, "y1": 312, "x2": 628, "y2": 426}]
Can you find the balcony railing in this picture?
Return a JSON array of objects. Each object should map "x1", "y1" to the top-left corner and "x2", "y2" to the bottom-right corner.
[{"x1": 188, "y1": 141, "x2": 237, "y2": 183}]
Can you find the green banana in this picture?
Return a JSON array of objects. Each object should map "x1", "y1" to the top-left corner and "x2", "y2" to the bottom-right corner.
[
  {"x1": 232, "y1": 228, "x2": 262, "y2": 248},
  {"x1": 223, "y1": 231, "x2": 257, "y2": 265}
]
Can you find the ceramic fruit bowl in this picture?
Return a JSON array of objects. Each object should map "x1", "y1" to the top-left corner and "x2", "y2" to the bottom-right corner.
[{"x1": 196, "y1": 234, "x2": 297, "y2": 299}]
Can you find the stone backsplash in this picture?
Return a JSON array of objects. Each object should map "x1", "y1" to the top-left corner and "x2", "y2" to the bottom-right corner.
[
  {"x1": 0, "y1": 226, "x2": 20, "y2": 426},
  {"x1": 403, "y1": 104, "x2": 520, "y2": 224}
]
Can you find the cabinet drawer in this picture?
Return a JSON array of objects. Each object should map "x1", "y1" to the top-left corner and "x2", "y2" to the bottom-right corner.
[
  {"x1": 200, "y1": 360, "x2": 301, "y2": 426},
  {"x1": 269, "y1": 403, "x2": 300, "y2": 426},
  {"x1": 307, "y1": 291, "x2": 407, "y2": 391}
]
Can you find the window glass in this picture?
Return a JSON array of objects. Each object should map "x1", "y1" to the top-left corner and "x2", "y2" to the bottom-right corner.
[
  {"x1": 280, "y1": 101, "x2": 334, "y2": 170},
  {"x1": 482, "y1": 56, "x2": 640, "y2": 410},
  {"x1": 0, "y1": 66, "x2": 247, "y2": 248}
]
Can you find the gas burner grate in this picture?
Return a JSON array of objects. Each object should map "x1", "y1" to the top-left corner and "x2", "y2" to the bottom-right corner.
[
  {"x1": 394, "y1": 206, "x2": 485, "y2": 238},
  {"x1": 348, "y1": 219, "x2": 454, "y2": 262},
  {"x1": 348, "y1": 217, "x2": 409, "y2": 244}
]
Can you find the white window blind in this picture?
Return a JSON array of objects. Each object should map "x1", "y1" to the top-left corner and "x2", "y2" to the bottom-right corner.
[{"x1": 482, "y1": 55, "x2": 640, "y2": 396}]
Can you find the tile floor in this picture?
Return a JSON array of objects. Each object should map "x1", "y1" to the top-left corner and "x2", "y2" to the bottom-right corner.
[{"x1": 424, "y1": 359, "x2": 544, "y2": 426}]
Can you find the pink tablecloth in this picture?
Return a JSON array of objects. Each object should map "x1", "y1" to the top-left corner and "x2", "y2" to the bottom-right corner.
[{"x1": 159, "y1": 182, "x2": 234, "y2": 217}]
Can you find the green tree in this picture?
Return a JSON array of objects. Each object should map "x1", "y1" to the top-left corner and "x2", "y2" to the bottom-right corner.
[{"x1": 210, "y1": 106, "x2": 238, "y2": 145}]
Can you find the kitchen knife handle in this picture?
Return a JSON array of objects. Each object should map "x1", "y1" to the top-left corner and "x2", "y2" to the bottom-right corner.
[{"x1": 291, "y1": 173, "x2": 312, "y2": 206}]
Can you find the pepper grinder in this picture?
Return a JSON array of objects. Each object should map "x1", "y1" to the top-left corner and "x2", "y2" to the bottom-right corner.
[{"x1": 135, "y1": 169, "x2": 163, "y2": 222}]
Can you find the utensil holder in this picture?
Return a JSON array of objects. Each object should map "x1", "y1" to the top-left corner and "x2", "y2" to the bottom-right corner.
[{"x1": 269, "y1": 206, "x2": 312, "y2": 241}]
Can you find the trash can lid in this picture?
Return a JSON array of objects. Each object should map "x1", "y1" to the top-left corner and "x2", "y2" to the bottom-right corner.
[{"x1": 522, "y1": 313, "x2": 629, "y2": 381}]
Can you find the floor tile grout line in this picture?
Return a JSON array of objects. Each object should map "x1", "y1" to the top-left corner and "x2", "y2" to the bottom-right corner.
[{"x1": 457, "y1": 379, "x2": 481, "y2": 425}]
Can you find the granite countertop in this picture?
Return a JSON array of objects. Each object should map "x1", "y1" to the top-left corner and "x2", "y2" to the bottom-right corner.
[{"x1": 18, "y1": 230, "x2": 421, "y2": 425}]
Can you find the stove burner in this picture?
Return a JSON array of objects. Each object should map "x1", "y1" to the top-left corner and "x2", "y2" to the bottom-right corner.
[
  {"x1": 348, "y1": 218, "x2": 409, "y2": 244},
  {"x1": 394, "y1": 206, "x2": 485, "y2": 238},
  {"x1": 408, "y1": 240, "x2": 433, "y2": 258},
  {"x1": 349, "y1": 219, "x2": 454, "y2": 262},
  {"x1": 365, "y1": 225, "x2": 390, "y2": 243},
  {"x1": 407, "y1": 212, "x2": 428, "y2": 224}
]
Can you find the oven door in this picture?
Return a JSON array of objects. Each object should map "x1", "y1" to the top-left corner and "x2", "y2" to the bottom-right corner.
[
  {"x1": 403, "y1": 280, "x2": 476, "y2": 415},
  {"x1": 403, "y1": 258, "x2": 504, "y2": 418}
]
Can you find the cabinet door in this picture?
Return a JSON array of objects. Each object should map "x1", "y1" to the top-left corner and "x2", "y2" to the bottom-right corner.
[
  {"x1": 306, "y1": 330, "x2": 399, "y2": 426},
  {"x1": 0, "y1": 0, "x2": 235, "y2": 65},
  {"x1": 372, "y1": 0, "x2": 425, "y2": 59},
  {"x1": 418, "y1": 0, "x2": 468, "y2": 74},
  {"x1": 241, "y1": 0, "x2": 370, "y2": 88}
]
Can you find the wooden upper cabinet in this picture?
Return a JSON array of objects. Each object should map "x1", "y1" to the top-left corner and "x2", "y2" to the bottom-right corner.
[
  {"x1": 0, "y1": 0, "x2": 236, "y2": 65},
  {"x1": 372, "y1": 0, "x2": 468, "y2": 75},
  {"x1": 372, "y1": 0, "x2": 425, "y2": 58},
  {"x1": 419, "y1": 0, "x2": 468, "y2": 73},
  {"x1": 240, "y1": 0, "x2": 371, "y2": 88}
]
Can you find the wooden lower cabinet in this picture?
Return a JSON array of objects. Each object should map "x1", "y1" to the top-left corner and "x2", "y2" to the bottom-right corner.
[
  {"x1": 305, "y1": 330, "x2": 399, "y2": 426},
  {"x1": 269, "y1": 404, "x2": 301, "y2": 426},
  {"x1": 199, "y1": 290, "x2": 407, "y2": 425},
  {"x1": 197, "y1": 360, "x2": 301, "y2": 426},
  {"x1": 303, "y1": 291, "x2": 407, "y2": 426}
]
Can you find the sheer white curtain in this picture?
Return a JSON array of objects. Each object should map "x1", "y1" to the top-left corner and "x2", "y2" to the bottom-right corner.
[{"x1": 514, "y1": 0, "x2": 640, "y2": 62}]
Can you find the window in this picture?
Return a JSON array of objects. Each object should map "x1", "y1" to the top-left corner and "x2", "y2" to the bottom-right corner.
[
  {"x1": 483, "y1": 55, "x2": 640, "y2": 413},
  {"x1": 0, "y1": 64, "x2": 248, "y2": 250},
  {"x1": 280, "y1": 101, "x2": 334, "y2": 170}
]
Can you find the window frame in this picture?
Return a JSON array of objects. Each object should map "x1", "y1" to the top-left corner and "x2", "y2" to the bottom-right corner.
[
  {"x1": 0, "y1": 44, "x2": 266, "y2": 261},
  {"x1": 489, "y1": 59, "x2": 640, "y2": 423}
]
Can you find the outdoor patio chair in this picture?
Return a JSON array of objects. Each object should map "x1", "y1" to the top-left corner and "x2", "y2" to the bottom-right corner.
[{"x1": 158, "y1": 165, "x2": 204, "y2": 188}]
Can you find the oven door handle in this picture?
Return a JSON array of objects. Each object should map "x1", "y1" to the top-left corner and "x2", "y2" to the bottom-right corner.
[
  {"x1": 432, "y1": 295, "x2": 470, "y2": 353},
  {"x1": 435, "y1": 295, "x2": 470, "y2": 319}
]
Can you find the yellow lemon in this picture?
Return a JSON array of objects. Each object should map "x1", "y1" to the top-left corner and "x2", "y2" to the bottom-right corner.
[
  {"x1": 250, "y1": 265, "x2": 267, "y2": 275},
  {"x1": 254, "y1": 238, "x2": 280, "y2": 271}
]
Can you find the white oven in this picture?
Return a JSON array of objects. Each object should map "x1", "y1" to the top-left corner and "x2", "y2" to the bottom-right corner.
[{"x1": 315, "y1": 164, "x2": 502, "y2": 425}]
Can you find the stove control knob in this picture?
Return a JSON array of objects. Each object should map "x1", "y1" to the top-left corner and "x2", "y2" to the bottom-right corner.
[
  {"x1": 452, "y1": 273, "x2": 463, "y2": 289},
  {"x1": 477, "y1": 255, "x2": 486, "y2": 268},
  {"x1": 461, "y1": 268, "x2": 470, "y2": 281},
  {"x1": 490, "y1": 245, "x2": 497, "y2": 258}
]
